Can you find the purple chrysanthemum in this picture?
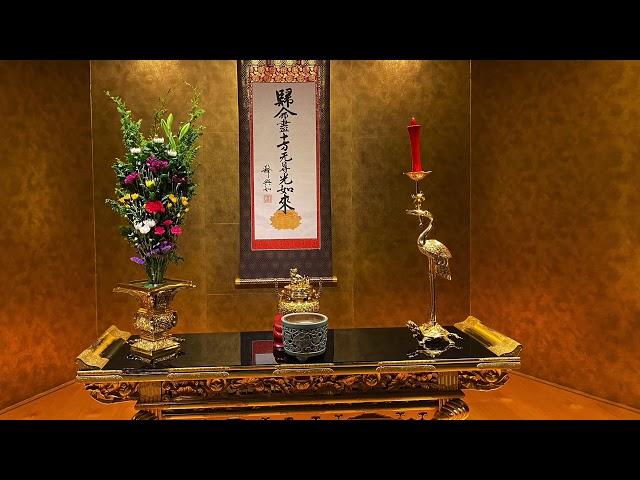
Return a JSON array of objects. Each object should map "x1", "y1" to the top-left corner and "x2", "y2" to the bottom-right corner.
[
  {"x1": 146, "y1": 155, "x2": 169, "y2": 173},
  {"x1": 171, "y1": 174, "x2": 188, "y2": 185},
  {"x1": 130, "y1": 256, "x2": 145, "y2": 265},
  {"x1": 124, "y1": 171, "x2": 140, "y2": 185}
]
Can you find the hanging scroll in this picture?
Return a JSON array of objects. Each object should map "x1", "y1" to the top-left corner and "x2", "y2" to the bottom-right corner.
[{"x1": 236, "y1": 60, "x2": 334, "y2": 285}]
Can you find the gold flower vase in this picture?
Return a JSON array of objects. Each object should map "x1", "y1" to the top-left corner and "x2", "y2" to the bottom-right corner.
[{"x1": 113, "y1": 278, "x2": 196, "y2": 359}]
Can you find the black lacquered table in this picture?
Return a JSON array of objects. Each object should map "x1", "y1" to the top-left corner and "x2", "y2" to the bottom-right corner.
[{"x1": 76, "y1": 316, "x2": 522, "y2": 420}]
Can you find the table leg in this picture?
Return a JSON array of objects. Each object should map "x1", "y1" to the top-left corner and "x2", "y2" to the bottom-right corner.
[
  {"x1": 433, "y1": 371, "x2": 469, "y2": 420},
  {"x1": 133, "y1": 410, "x2": 159, "y2": 420},
  {"x1": 433, "y1": 398, "x2": 470, "y2": 420},
  {"x1": 135, "y1": 381, "x2": 163, "y2": 420}
]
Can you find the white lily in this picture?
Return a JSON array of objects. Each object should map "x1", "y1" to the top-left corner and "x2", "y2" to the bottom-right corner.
[
  {"x1": 130, "y1": 147, "x2": 142, "y2": 154},
  {"x1": 153, "y1": 137, "x2": 165, "y2": 143},
  {"x1": 167, "y1": 149, "x2": 177, "y2": 157}
]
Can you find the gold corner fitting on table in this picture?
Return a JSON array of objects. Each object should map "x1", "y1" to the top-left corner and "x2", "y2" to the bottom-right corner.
[
  {"x1": 454, "y1": 316, "x2": 523, "y2": 357},
  {"x1": 76, "y1": 326, "x2": 131, "y2": 369}
]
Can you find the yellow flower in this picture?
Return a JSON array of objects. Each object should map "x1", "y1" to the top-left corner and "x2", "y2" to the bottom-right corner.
[
  {"x1": 145, "y1": 180, "x2": 155, "y2": 188},
  {"x1": 123, "y1": 194, "x2": 131, "y2": 200},
  {"x1": 131, "y1": 193, "x2": 139, "y2": 200},
  {"x1": 118, "y1": 197, "x2": 126, "y2": 203},
  {"x1": 168, "y1": 194, "x2": 178, "y2": 203},
  {"x1": 185, "y1": 207, "x2": 190, "y2": 212},
  {"x1": 167, "y1": 202, "x2": 173, "y2": 209},
  {"x1": 181, "y1": 196, "x2": 189, "y2": 207}
]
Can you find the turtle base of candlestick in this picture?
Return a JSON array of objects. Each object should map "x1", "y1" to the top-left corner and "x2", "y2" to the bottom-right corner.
[{"x1": 406, "y1": 321, "x2": 462, "y2": 358}]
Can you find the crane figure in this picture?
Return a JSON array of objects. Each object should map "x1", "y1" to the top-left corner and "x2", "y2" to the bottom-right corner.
[{"x1": 406, "y1": 191, "x2": 461, "y2": 357}]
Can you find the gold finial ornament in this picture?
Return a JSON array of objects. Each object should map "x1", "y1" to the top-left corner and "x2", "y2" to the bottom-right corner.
[{"x1": 277, "y1": 268, "x2": 321, "y2": 315}]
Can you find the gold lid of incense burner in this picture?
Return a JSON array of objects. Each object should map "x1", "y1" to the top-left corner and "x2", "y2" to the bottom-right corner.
[{"x1": 277, "y1": 268, "x2": 321, "y2": 314}]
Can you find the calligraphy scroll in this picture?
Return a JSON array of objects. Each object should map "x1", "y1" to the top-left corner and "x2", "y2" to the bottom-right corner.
[{"x1": 237, "y1": 60, "x2": 334, "y2": 285}]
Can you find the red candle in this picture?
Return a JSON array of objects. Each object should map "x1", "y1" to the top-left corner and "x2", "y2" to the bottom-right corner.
[{"x1": 407, "y1": 117, "x2": 422, "y2": 172}]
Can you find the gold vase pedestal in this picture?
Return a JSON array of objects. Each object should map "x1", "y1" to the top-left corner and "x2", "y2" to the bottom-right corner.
[{"x1": 113, "y1": 279, "x2": 196, "y2": 360}]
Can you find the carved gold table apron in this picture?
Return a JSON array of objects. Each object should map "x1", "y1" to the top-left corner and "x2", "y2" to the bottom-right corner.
[{"x1": 76, "y1": 317, "x2": 521, "y2": 420}]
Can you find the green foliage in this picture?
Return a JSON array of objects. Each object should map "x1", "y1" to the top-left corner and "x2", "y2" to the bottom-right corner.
[
  {"x1": 151, "y1": 90, "x2": 170, "y2": 137},
  {"x1": 105, "y1": 85, "x2": 205, "y2": 270},
  {"x1": 105, "y1": 91, "x2": 144, "y2": 150},
  {"x1": 178, "y1": 84, "x2": 205, "y2": 169}
]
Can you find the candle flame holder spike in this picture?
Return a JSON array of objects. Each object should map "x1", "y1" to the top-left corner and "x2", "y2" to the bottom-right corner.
[{"x1": 404, "y1": 171, "x2": 462, "y2": 357}]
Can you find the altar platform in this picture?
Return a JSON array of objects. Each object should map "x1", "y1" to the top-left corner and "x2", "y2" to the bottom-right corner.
[{"x1": 75, "y1": 317, "x2": 522, "y2": 420}]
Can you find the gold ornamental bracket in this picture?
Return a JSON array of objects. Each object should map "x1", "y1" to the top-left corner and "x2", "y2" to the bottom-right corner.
[{"x1": 454, "y1": 316, "x2": 523, "y2": 357}]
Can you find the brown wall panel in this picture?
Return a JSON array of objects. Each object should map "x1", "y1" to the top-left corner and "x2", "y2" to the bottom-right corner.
[
  {"x1": 0, "y1": 61, "x2": 95, "y2": 410},
  {"x1": 470, "y1": 60, "x2": 640, "y2": 408}
]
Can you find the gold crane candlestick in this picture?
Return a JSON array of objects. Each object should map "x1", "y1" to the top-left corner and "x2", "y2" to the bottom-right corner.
[{"x1": 404, "y1": 170, "x2": 461, "y2": 357}]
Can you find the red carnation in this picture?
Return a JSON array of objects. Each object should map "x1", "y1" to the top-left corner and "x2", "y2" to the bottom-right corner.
[
  {"x1": 144, "y1": 201, "x2": 165, "y2": 214},
  {"x1": 154, "y1": 226, "x2": 165, "y2": 235},
  {"x1": 170, "y1": 226, "x2": 182, "y2": 236},
  {"x1": 163, "y1": 219, "x2": 173, "y2": 226}
]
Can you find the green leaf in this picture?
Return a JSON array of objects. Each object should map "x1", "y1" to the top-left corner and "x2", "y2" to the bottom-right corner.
[
  {"x1": 161, "y1": 117, "x2": 177, "y2": 150},
  {"x1": 178, "y1": 122, "x2": 190, "y2": 141},
  {"x1": 161, "y1": 119, "x2": 170, "y2": 139}
]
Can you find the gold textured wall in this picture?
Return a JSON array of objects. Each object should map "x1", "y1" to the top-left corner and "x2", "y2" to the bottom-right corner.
[
  {"x1": 470, "y1": 60, "x2": 640, "y2": 408},
  {"x1": 8, "y1": 59, "x2": 638, "y2": 411},
  {"x1": 91, "y1": 60, "x2": 470, "y2": 334},
  {"x1": 0, "y1": 61, "x2": 95, "y2": 410}
]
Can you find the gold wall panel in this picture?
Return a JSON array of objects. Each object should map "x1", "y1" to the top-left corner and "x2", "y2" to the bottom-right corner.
[
  {"x1": 470, "y1": 60, "x2": 640, "y2": 409},
  {"x1": 92, "y1": 60, "x2": 470, "y2": 334},
  {"x1": 0, "y1": 61, "x2": 96, "y2": 410}
]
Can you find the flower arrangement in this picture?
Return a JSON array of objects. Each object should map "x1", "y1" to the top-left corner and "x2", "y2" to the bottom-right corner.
[{"x1": 106, "y1": 86, "x2": 204, "y2": 286}]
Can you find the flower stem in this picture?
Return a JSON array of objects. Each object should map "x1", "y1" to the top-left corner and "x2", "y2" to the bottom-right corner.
[{"x1": 144, "y1": 255, "x2": 169, "y2": 287}]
